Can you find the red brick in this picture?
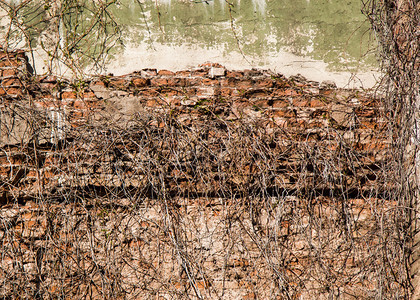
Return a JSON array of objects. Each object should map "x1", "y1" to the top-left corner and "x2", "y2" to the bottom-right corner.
[
  {"x1": 199, "y1": 62, "x2": 223, "y2": 68},
  {"x1": 70, "y1": 110, "x2": 87, "y2": 119},
  {"x1": 191, "y1": 69, "x2": 208, "y2": 77},
  {"x1": 92, "y1": 80, "x2": 106, "y2": 87},
  {"x1": 272, "y1": 109, "x2": 295, "y2": 118},
  {"x1": 307, "y1": 121, "x2": 325, "y2": 128},
  {"x1": 61, "y1": 91, "x2": 77, "y2": 99},
  {"x1": 138, "y1": 88, "x2": 159, "y2": 97},
  {"x1": 40, "y1": 75, "x2": 57, "y2": 83},
  {"x1": 256, "y1": 79, "x2": 274, "y2": 88},
  {"x1": 272, "y1": 99, "x2": 289, "y2": 108},
  {"x1": 243, "y1": 292, "x2": 256, "y2": 300},
  {"x1": 173, "y1": 77, "x2": 186, "y2": 86},
  {"x1": 146, "y1": 99, "x2": 159, "y2": 107},
  {"x1": 271, "y1": 88, "x2": 300, "y2": 97},
  {"x1": 40, "y1": 82, "x2": 57, "y2": 90},
  {"x1": 226, "y1": 70, "x2": 244, "y2": 78},
  {"x1": 319, "y1": 89, "x2": 334, "y2": 96},
  {"x1": 356, "y1": 108, "x2": 376, "y2": 117},
  {"x1": 310, "y1": 98, "x2": 325, "y2": 107},
  {"x1": 2, "y1": 78, "x2": 20, "y2": 86},
  {"x1": 157, "y1": 69, "x2": 174, "y2": 76},
  {"x1": 273, "y1": 78, "x2": 291, "y2": 88},
  {"x1": 5, "y1": 87, "x2": 22, "y2": 96},
  {"x1": 201, "y1": 78, "x2": 219, "y2": 86},
  {"x1": 0, "y1": 60, "x2": 21, "y2": 67},
  {"x1": 82, "y1": 91, "x2": 96, "y2": 99},
  {"x1": 160, "y1": 88, "x2": 183, "y2": 97},
  {"x1": 2, "y1": 68, "x2": 17, "y2": 77},
  {"x1": 244, "y1": 69, "x2": 262, "y2": 76},
  {"x1": 35, "y1": 100, "x2": 57, "y2": 109},
  {"x1": 220, "y1": 78, "x2": 237, "y2": 87},
  {"x1": 220, "y1": 88, "x2": 233, "y2": 97},
  {"x1": 109, "y1": 78, "x2": 127, "y2": 89},
  {"x1": 166, "y1": 97, "x2": 181, "y2": 106},
  {"x1": 175, "y1": 70, "x2": 191, "y2": 77},
  {"x1": 151, "y1": 78, "x2": 176, "y2": 87},
  {"x1": 292, "y1": 98, "x2": 309, "y2": 107},
  {"x1": 184, "y1": 77, "x2": 201, "y2": 86},
  {"x1": 196, "y1": 280, "x2": 211, "y2": 289},
  {"x1": 254, "y1": 99, "x2": 271, "y2": 108},
  {"x1": 73, "y1": 100, "x2": 86, "y2": 109},
  {"x1": 236, "y1": 80, "x2": 253, "y2": 89},
  {"x1": 359, "y1": 120, "x2": 378, "y2": 130},
  {"x1": 132, "y1": 78, "x2": 149, "y2": 87}
]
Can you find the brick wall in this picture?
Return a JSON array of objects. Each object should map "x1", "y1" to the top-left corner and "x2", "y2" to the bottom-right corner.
[
  {"x1": 0, "y1": 47, "x2": 30, "y2": 98},
  {"x1": 0, "y1": 49, "x2": 404, "y2": 299}
]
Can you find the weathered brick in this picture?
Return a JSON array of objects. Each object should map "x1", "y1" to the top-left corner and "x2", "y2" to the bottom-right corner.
[
  {"x1": 109, "y1": 78, "x2": 127, "y2": 89},
  {"x1": 292, "y1": 97, "x2": 309, "y2": 107},
  {"x1": 201, "y1": 78, "x2": 219, "y2": 86},
  {"x1": 256, "y1": 78, "x2": 274, "y2": 88},
  {"x1": 272, "y1": 99, "x2": 289, "y2": 108},
  {"x1": 175, "y1": 70, "x2": 191, "y2": 77},
  {"x1": 4, "y1": 87, "x2": 22, "y2": 96},
  {"x1": 146, "y1": 99, "x2": 160, "y2": 107},
  {"x1": 151, "y1": 78, "x2": 176, "y2": 87},
  {"x1": 131, "y1": 77, "x2": 149, "y2": 87},
  {"x1": 191, "y1": 69, "x2": 208, "y2": 77},
  {"x1": 271, "y1": 88, "x2": 300, "y2": 97},
  {"x1": 82, "y1": 91, "x2": 96, "y2": 99},
  {"x1": 2, "y1": 69, "x2": 17, "y2": 77},
  {"x1": 0, "y1": 60, "x2": 21, "y2": 67},
  {"x1": 356, "y1": 108, "x2": 377, "y2": 117},
  {"x1": 220, "y1": 87, "x2": 233, "y2": 97},
  {"x1": 226, "y1": 70, "x2": 244, "y2": 78},
  {"x1": 272, "y1": 109, "x2": 295, "y2": 118},
  {"x1": 184, "y1": 77, "x2": 201, "y2": 86},
  {"x1": 310, "y1": 98, "x2": 325, "y2": 107},
  {"x1": 73, "y1": 100, "x2": 86, "y2": 109},
  {"x1": 158, "y1": 69, "x2": 174, "y2": 76},
  {"x1": 236, "y1": 79, "x2": 253, "y2": 89},
  {"x1": 61, "y1": 91, "x2": 77, "y2": 99},
  {"x1": 220, "y1": 78, "x2": 237, "y2": 87}
]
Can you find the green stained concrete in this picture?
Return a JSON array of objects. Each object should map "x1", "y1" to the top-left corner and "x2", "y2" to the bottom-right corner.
[
  {"x1": 0, "y1": 0, "x2": 377, "y2": 83},
  {"x1": 110, "y1": 0, "x2": 376, "y2": 72}
]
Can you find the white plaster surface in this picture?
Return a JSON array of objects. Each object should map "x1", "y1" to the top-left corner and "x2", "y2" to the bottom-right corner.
[{"x1": 106, "y1": 42, "x2": 381, "y2": 89}]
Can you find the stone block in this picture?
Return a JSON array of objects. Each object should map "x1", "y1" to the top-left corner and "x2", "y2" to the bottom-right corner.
[{"x1": 209, "y1": 67, "x2": 225, "y2": 78}]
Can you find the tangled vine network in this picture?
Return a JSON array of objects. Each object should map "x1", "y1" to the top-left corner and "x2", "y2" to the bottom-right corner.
[
  {"x1": 0, "y1": 0, "x2": 418, "y2": 299},
  {"x1": 363, "y1": 0, "x2": 420, "y2": 297}
]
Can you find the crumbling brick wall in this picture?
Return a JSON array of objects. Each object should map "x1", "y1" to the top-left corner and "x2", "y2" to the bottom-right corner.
[{"x1": 0, "y1": 49, "x2": 405, "y2": 299}]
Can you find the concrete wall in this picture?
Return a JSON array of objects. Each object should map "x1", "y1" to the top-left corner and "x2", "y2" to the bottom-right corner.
[{"x1": 0, "y1": 0, "x2": 379, "y2": 88}]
